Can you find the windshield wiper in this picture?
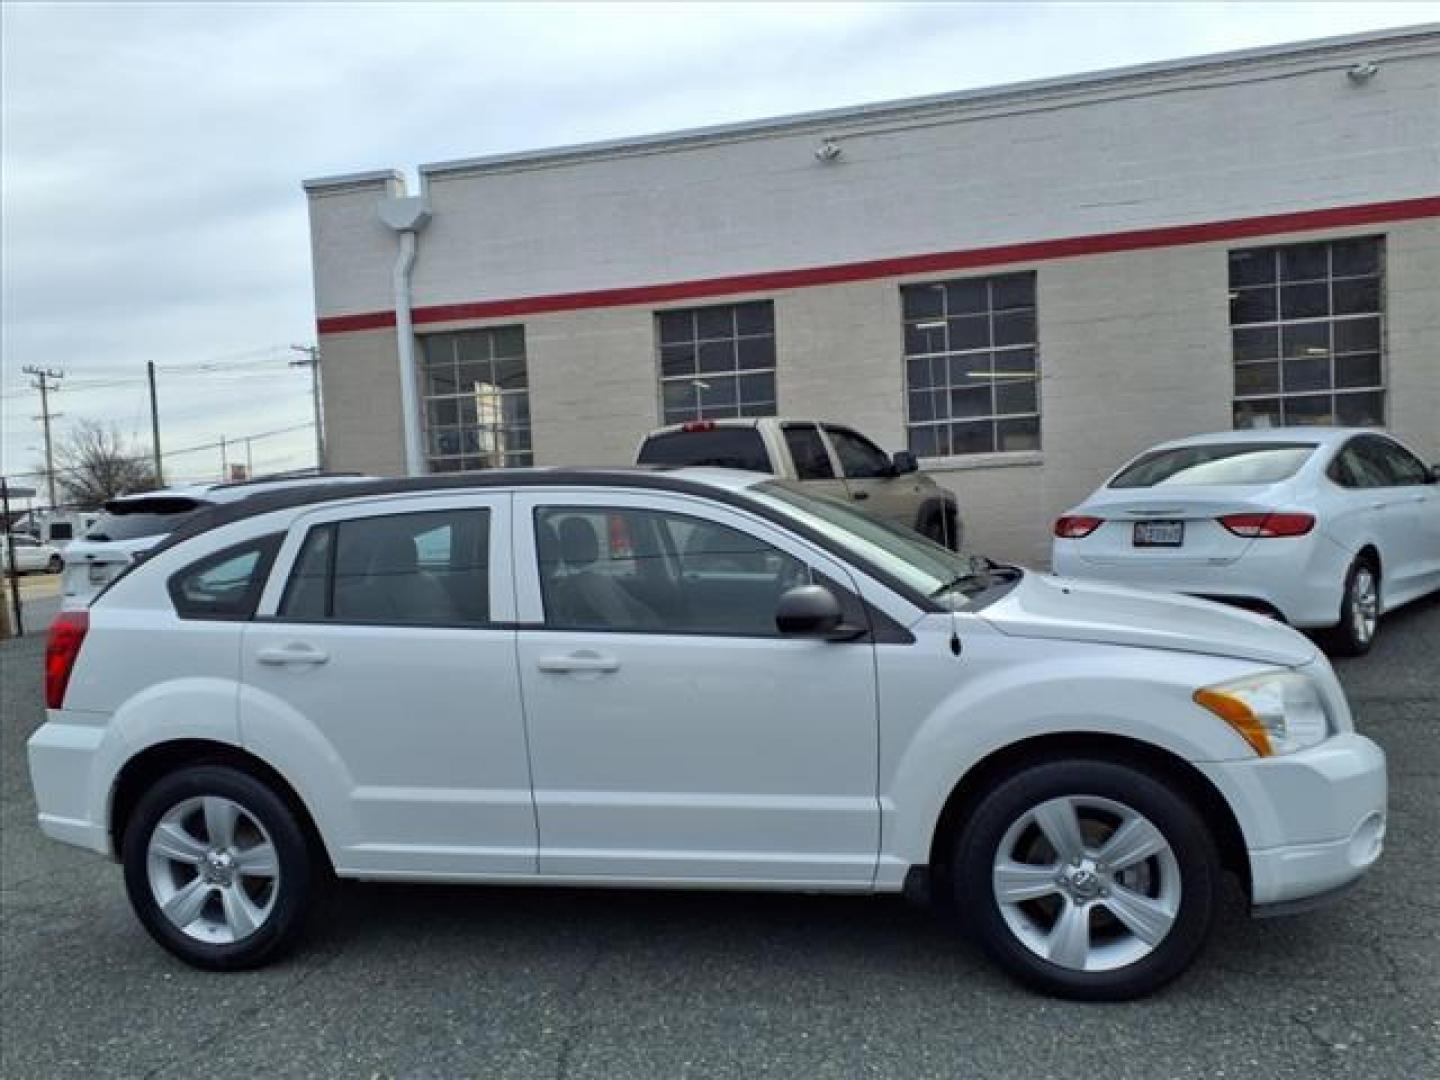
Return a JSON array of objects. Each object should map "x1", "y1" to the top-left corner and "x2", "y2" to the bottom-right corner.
[{"x1": 930, "y1": 560, "x2": 1023, "y2": 598}]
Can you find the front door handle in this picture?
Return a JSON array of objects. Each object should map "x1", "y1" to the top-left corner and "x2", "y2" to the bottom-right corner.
[
  {"x1": 852, "y1": 491, "x2": 870, "y2": 501},
  {"x1": 536, "y1": 651, "x2": 620, "y2": 674},
  {"x1": 256, "y1": 645, "x2": 330, "y2": 666}
]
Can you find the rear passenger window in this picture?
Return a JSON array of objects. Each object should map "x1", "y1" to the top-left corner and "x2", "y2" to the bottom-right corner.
[
  {"x1": 279, "y1": 510, "x2": 490, "y2": 626},
  {"x1": 169, "y1": 535, "x2": 283, "y2": 621}
]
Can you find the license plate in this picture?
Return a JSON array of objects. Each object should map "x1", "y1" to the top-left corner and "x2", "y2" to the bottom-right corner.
[
  {"x1": 88, "y1": 564, "x2": 113, "y2": 584},
  {"x1": 1133, "y1": 520, "x2": 1184, "y2": 547}
]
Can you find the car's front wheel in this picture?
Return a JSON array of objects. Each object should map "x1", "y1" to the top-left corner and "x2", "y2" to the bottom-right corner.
[
  {"x1": 46, "y1": 554, "x2": 62, "y2": 574},
  {"x1": 121, "y1": 765, "x2": 316, "y2": 970},
  {"x1": 920, "y1": 507, "x2": 960, "y2": 550},
  {"x1": 953, "y1": 759, "x2": 1220, "y2": 1001}
]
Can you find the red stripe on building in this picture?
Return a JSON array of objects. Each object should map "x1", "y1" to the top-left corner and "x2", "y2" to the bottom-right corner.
[{"x1": 316, "y1": 195, "x2": 1440, "y2": 335}]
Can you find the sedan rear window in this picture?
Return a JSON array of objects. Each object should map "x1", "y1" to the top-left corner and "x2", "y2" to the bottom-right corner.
[
  {"x1": 85, "y1": 497, "x2": 212, "y2": 541},
  {"x1": 1109, "y1": 443, "x2": 1316, "y2": 488},
  {"x1": 637, "y1": 428, "x2": 771, "y2": 472}
]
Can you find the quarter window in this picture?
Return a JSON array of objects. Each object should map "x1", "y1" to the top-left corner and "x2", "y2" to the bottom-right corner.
[
  {"x1": 420, "y1": 328, "x2": 532, "y2": 472},
  {"x1": 1229, "y1": 237, "x2": 1385, "y2": 430},
  {"x1": 534, "y1": 507, "x2": 812, "y2": 636},
  {"x1": 656, "y1": 302, "x2": 776, "y2": 424},
  {"x1": 279, "y1": 510, "x2": 491, "y2": 625},
  {"x1": 901, "y1": 272, "x2": 1039, "y2": 457},
  {"x1": 169, "y1": 534, "x2": 283, "y2": 621}
]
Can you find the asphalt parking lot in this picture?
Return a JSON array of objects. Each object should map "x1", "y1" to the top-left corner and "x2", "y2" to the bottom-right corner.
[{"x1": 2, "y1": 593, "x2": 1437, "y2": 1079}]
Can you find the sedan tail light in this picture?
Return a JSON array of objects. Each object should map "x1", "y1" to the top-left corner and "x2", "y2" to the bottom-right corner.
[
  {"x1": 45, "y1": 610, "x2": 89, "y2": 709},
  {"x1": 1217, "y1": 512, "x2": 1316, "y2": 538},
  {"x1": 1054, "y1": 515, "x2": 1104, "y2": 539}
]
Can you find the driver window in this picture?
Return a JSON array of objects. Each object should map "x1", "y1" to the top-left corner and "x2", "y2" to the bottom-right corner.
[
  {"x1": 825, "y1": 427, "x2": 893, "y2": 479},
  {"x1": 535, "y1": 506, "x2": 813, "y2": 636}
]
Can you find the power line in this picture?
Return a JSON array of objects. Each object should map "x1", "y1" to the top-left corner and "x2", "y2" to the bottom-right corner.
[
  {"x1": 21, "y1": 366, "x2": 64, "y2": 507},
  {"x1": 2, "y1": 421, "x2": 316, "y2": 486}
]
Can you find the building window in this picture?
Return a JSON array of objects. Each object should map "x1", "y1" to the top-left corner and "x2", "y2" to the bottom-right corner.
[
  {"x1": 656, "y1": 301, "x2": 776, "y2": 424},
  {"x1": 1229, "y1": 237, "x2": 1384, "y2": 429},
  {"x1": 420, "y1": 328, "x2": 532, "y2": 471},
  {"x1": 900, "y1": 272, "x2": 1039, "y2": 458}
]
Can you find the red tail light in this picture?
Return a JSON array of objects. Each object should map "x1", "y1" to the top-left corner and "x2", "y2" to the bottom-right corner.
[
  {"x1": 1218, "y1": 512, "x2": 1316, "y2": 538},
  {"x1": 1054, "y1": 515, "x2": 1104, "y2": 539},
  {"x1": 681, "y1": 421, "x2": 716, "y2": 432},
  {"x1": 45, "y1": 610, "x2": 89, "y2": 709}
]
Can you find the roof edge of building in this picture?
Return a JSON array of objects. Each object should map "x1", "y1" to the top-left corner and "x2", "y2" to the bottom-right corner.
[
  {"x1": 302, "y1": 168, "x2": 408, "y2": 196},
  {"x1": 415, "y1": 23, "x2": 1440, "y2": 182}
]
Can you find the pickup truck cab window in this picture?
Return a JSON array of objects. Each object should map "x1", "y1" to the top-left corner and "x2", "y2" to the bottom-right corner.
[{"x1": 782, "y1": 423, "x2": 837, "y2": 480}]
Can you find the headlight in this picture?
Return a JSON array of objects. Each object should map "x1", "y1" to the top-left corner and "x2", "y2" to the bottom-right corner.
[{"x1": 1193, "y1": 670, "x2": 1331, "y2": 757}]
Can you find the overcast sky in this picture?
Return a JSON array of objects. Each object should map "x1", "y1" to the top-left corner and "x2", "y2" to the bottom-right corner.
[{"x1": 2, "y1": 1, "x2": 1435, "y2": 496}]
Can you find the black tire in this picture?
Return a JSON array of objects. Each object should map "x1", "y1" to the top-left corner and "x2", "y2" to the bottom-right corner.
[
  {"x1": 952, "y1": 758, "x2": 1220, "y2": 1001},
  {"x1": 47, "y1": 555, "x2": 63, "y2": 574},
  {"x1": 122, "y1": 765, "x2": 316, "y2": 970},
  {"x1": 1321, "y1": 557, "x2": 1380, "y2": 657},
  {"x1": 921, "y1": 508, "x2": 960, "y2": 550}
]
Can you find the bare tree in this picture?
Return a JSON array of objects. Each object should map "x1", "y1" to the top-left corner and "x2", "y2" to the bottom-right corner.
[{"x1": 45, "y1": 420, "x2": 158, "y2": 506}]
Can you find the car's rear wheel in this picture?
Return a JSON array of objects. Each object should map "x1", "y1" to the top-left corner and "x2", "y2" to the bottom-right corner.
[
  {"x1": 953, "y1": 759, "x2": 1220, "y2": 1001},
  {"x1": 122, "y1": 765, "x2": 316, "y2": 970},
  {"x1": 46, "y1": 555, "x2": 62, "y2": 573},
  {"x1": 1323, "y1": 557, "x2": 1379, "y2": 657}
]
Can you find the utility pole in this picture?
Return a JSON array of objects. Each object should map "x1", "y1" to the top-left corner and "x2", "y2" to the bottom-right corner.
[
  {"x1": 290, "y1": 344, "x2": 325, "y2": 471},
  {"x1": 146, "y1": 361, "x2": 165, "y2": 487},
  {"x1": 21, "y1": 366, "x2": 64, "y2": 507},
  {"x1": 219, "y1": 435, "x2": 228, "y2": 480},
  {"x1": 245, "y1": 437, "x2": 253, "y2": 478}
]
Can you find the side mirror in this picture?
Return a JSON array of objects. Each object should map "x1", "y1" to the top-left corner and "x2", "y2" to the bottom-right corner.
[
  {"x1": 776, "y1": 584, "x2": 844, "y2": 637},
  {"x1": 891, "y1": 450, "x2": 919, "y2": 475},
  {"x1": 1430, "y1": 464, "x2": 1440, "y2": 484}
]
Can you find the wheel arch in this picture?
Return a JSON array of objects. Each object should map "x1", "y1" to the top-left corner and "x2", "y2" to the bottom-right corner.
[
  {"x1": 109, "y1": 739, "x2": 334, "y2": 873},
  {"x1": 925, "y1": 731, "x2": 1251, "y2": 897}
]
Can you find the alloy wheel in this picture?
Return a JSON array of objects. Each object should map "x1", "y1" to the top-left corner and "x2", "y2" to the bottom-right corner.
[
  {"x1": 145, "y1": 796, "x2": 280, "y2": 944},
  {"x1": 1351, "y1": 566, "x2": 1378, "y2": 646},
  {"x1": 991, "y1": 794, "x2": 1181, "y2": 972}
]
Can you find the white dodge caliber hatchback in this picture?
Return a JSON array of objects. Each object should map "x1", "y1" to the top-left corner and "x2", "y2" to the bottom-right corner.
[
  {"x1": 29, "y1": 469, "x2": 1386, "y2": 1000},
  {"x1": 1053, "y1": 428, "x2": 1440, "y2": 656}
]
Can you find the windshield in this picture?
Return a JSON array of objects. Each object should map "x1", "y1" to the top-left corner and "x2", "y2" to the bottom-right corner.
[
  {"x1": 747, "y1": 481, "x2": 1014, "y2": 605},
  {"x1": 1109, "y1": 442, "x2": 1316, "y2": 488},
  {"x1": 85, "y1": 497, "x2": 212, "y2": 542}
]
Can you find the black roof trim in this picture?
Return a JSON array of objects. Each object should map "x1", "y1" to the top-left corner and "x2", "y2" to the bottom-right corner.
[{"x1": 142, "y1": 468, "x2": 942, "y2": 613}]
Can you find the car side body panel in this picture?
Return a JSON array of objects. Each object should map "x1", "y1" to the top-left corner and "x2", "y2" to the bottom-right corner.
[{"x1": 874, "y1": 616, "x2": 1272, "y2": 882}]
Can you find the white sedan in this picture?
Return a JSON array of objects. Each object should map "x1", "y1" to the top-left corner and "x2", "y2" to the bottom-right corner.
[{"x1": 1053, "y1": 428, "x2": 1440, "y2": 655}]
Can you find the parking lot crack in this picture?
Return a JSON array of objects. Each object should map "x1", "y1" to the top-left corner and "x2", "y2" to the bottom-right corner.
[{"x1": 552, "y1": 938, "x2": 607, "y2": 1080}]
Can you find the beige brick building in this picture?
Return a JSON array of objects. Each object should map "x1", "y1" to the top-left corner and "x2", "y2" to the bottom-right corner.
[{"x1": 304, "y1": 27, "x2": 1440, "y2": 565}]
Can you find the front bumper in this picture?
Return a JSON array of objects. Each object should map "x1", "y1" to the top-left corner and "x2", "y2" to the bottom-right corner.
[{"x1": 1197, "y1": 732, "x2": 1386, "y2": 907}]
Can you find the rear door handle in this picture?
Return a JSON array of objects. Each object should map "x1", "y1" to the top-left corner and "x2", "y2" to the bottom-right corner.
[
  {"x1": 256, "y1": 645, "x2": 330, "y2": 666},
  {"x1": 536, "y1": 651, "x2": 620, "y2": 674},
  {"x1": 851, "y1": 491, "x2": 870, "y2": 501}
]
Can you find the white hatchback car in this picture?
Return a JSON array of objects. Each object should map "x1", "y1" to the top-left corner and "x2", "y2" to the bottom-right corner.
[
  {"x1": 29, "y1": 469, "x2": 1386, "y2": 999},
  {"x1": 1053, "y1": 428, "x2": 1440, "y2": 656}
]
